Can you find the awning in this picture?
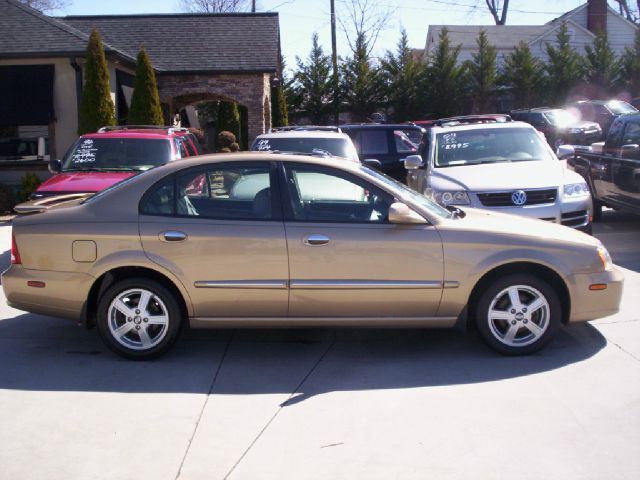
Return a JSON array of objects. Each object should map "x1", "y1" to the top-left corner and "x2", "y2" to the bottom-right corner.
[{"x1": 0, "y1": 65, "x2": 55, "y2": 126}]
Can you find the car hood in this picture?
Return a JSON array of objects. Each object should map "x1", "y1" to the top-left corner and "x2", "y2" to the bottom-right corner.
[
  {"x1": 37, "y1": 171, "x2": 136, "y2": 194},
  {"x1": 446, "y1": 206, "x2": 598, "y2": 248},
  {"x1": 431, "y1": 160, "x2": 567, "y2": 191}
]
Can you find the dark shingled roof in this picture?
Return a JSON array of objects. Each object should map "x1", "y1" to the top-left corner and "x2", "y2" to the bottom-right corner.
[
  {"x1": 60, "y1": 13, "x2": 280, "y2": 73},
  {"x1": 0, "y1": 0, "x2": 280, "y2": 73},
  {"x1": 0, "y1": 0, "x2": 90, "y2": 56}
]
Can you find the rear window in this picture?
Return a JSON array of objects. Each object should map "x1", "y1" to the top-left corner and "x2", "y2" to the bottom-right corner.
[
  {"x1": 251, "y1": 137, "x2": 358, "y2": 161},
  {"x1": 62, "y1": 137, "x2": 172, "y2": 171},
  {"x1": 607, "y1": 101, "x2": 638, "y2": 115}
]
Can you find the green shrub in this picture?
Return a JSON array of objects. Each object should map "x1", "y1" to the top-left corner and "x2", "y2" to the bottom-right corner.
[{"x1": 17, "y1": 172, "x2": 41, "y2": 202}]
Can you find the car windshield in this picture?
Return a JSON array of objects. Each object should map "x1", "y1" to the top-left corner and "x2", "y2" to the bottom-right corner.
[
  {"x1": 251, "y1": 137, "x2": 359, "y2": 161},
  {"x1": 607, "y1": 101, "x2": 638, "y2": 115},
  {"x1": 543, "y1": 109, "x2": 577, "y2": 127},
  {"x1": 434, "y1": 127, "x2": 552, "y2": 167},
  {"x1": 359, "y1": 165, "x2": 453, "y2": 219},
  {"x1": 62, "y1": 137, "x2": 172, "y2": 171}
]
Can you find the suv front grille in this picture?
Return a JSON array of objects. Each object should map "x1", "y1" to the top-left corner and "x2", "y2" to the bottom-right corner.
[{"x1": 477, "y1": 188, "x2": 557, "y2": 207}]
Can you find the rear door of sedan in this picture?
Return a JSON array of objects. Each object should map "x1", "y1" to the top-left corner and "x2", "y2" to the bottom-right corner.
[
  {"x1": 138, "y1": 161, "x2": 289, "y2": 318},
  {"x1": 279, "y1": 161, "x2": 445, "y2": 318}
]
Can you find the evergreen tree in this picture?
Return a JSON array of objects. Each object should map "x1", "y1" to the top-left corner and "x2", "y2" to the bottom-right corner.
[
  {"x1": 78, "y1": 29, "x2": 115, "y2": 134},
  {"x1": 621, "y1": 28, "x2": 640, "y2": 97},
  {"x1": 271, "y1": 84, "x2": 288, "y2": 127},
  {"x1": 425, "y1": 27, "x2": 466, "y2": 118},
  {"x1": 380, "y1": 29, "x2": 424, "y2": 121},
  {"x1": 584, "y1": 30, "x2": 622, "y2": 95},
  {"x1": 340, "y1": 33, "x2": 385, "y2": 122},
  {"x1": 501, "y1": 41, "x2": 544, "y2": 109},
  {"x1": 545, "y1": 22, "x2": 584, "y2": 105},
  {"x1": 217, "y1": 101, "x2": 240, "y2": 140},
  {"x1": 128, "y1": 46, "x2": 164, "y2": 126},
  {"x1": 295, "y1": 33, "x2": 333, "y2": 124},
  {"x1": 465, "y1": 28, "x2": 497, "y2": 113}
]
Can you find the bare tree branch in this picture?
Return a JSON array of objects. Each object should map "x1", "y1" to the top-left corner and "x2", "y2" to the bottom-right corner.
[
  {"x1": 178, "y1": 0, "x2": 252, "y2": 13},
  {"x1": 17, "y1": 0, "x2": 70, "y2": 13},
  {"x1": 337, "y1": 0, "x2": 396, "y2": 56},
  {"x1": 483, "y1": 0, "x2": 510, "y2": 25}
]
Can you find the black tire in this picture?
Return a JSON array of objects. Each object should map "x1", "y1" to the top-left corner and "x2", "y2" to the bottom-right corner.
[
  {"x1": 592, "y1": 199, "x2": 603, "y2": 222},
  {"x1": 475, "y1": 274, "x2": 562, "y2": 355},
  {"x1": 97, "y1": 277, "x2": 182, "y2": 360}
]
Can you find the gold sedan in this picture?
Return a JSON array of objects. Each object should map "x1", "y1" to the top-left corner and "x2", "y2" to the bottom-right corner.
[{"x1": 2, "y1": 153, "x2": 623, "y2": 359}]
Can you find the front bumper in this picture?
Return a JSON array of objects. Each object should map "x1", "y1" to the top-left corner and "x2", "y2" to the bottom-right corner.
[
  {"x1": 468, "y1": 192, "x2": 591, "y2": 229},
  {"x1": 2, "y1": 265, "x2": 94, "y2": 322},
  {"x1": 567, "y1": 267, "x2": 624, "y2": 322}
]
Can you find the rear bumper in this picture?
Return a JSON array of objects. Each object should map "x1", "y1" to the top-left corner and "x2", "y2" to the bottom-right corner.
[
  {"x1": 1, "y1": 265, "x2": 93, "y2": 322},
  {"x1": 567, "y1": 267, "x2": 624, "y2": 322}
]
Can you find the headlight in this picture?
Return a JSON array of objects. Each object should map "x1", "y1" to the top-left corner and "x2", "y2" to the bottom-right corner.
[
  {"x1": 569, "y1": 127, "x2": 584, "y2": 133},
  {"x1": 563, "y1": 182, "x2": 590, "y2": 198},
  {"x1": 597, "y1": 245, "x2": 613, "y2": 271},
  {"x1": 430, "y1": 190, "x2": 471, "y2": 205}
]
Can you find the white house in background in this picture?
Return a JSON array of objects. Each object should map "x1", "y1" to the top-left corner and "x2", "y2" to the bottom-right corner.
[{"x1": 423, "y1": 0, "x2": 638, "y2": 67}]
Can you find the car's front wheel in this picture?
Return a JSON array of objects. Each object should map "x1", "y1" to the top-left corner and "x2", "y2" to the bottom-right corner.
[
  {"x1": 97, "y1": 278, "x2": 182, "y2": 359},
  {"x1": 475, "y1": 274, "x2": 561, "y2": 355}
]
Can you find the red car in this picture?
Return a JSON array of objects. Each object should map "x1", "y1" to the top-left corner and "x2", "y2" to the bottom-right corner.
[{"x1": 31, "y1": 126, "x2": 201, "y2": 200}]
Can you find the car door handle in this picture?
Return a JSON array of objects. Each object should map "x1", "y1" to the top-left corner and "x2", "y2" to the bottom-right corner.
[
  {"x1": 303, "y1": 234, "x2": 330, "y2": 246},
  {"x1": 160, "y1": 231, "x2": 188, "y2": 242}
]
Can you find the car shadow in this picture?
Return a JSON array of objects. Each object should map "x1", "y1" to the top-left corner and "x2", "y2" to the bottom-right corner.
[{"x1": 0, "y1": 312, "x2": 607, "y2": 402}]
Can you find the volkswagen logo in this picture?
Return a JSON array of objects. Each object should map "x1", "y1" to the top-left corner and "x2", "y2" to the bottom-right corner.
[{"x1": 511, "y1": 190, "x2": 527, "y2": 206}]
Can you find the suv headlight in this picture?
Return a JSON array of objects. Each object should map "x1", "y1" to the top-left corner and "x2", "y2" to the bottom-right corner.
[
  {"x1": 597, "y1": 245, "x2": 613, "y2": 271},
  {"x1": 429, "y1": 189, "x2": 471, "y2": 206},
  {"x1": 563, "y1": 182, "x2": 590, "y2": 198}
]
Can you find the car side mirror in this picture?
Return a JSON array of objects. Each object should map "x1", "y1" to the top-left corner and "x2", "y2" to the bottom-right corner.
[
  {"x1": 48, "y1": 158, "x2": 62, "y2": 174},
  {"x1": 621, "y1": 144, "x2": 640, "y2": 157},
  {"x1": 404, "y1": 154, "x2": 424, "y2": 170},
  {"x1": 362, "y1": 158, "x2": 382, "y2": 170},
  {"x1": 556, "y1": 144, "x2": 575, "y2": 160},
  {"x1": 388, "y1": 202, "x2": 427, "y2": 224}
]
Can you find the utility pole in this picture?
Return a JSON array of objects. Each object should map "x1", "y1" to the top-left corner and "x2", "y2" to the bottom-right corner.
[
  {"x1": 252, "y1": 0, "x2": 256, "y2": 12},
  {"x1": 330, "y1": 0, "x2": 339, "y2": 124}
]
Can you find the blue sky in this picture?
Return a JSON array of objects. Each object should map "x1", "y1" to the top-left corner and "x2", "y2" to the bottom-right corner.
[{"x1": 56, "y1": 0, "x2": 585, "y2": 65}]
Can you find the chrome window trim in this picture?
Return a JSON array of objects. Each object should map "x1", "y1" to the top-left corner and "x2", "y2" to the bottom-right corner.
[{"x1": 194, "y1": 280, "x2": 288, "y2": 289}]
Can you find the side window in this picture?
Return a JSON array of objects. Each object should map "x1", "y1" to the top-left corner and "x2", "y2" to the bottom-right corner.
[
  {"x1": 176, "y1": 164, "x2": 272, "y2": 219},
  {"x1": 356, "y1": 130, "x2": 389, "y2": 155},
  {"x1": 140, "y1": 178, "x2": 175, "y2": 216},
  {"x1": 622, "y1": 121, "x2": 640, "y2": 145},
  {"x1": 394, "y1": 129, "x2": 420, "y2": 154},
  {"x1": 606, "y1": 118, "x2": 625, "y2": 146},
  {"x1": 284, "y1": 164, "x2": 393, "y2": 223}
]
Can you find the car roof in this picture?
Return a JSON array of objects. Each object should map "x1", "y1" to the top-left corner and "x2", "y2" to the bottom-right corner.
[
  {"x1": 255, "y1": 131, "x2": 352, "y2": 139},
  {"x1": 82, "y1": 132, "x2": 175, "y2": 140},
  {"x1": 512, "y1": 107, "x2": 558, "y2": 113},
  {"x1": 340, "y1": 123, "x2": 424, "y2": 131},
  {"x1": 144, "y1": 152, "x2": 364, "y2": 176},
  {"x1": 430, "y1": 120, "x2": 534, "y2": 133}
]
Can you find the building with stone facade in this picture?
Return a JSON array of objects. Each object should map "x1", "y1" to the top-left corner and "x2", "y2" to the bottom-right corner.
[{"x1": 0, "y1": 0, "x2": 281, "y2": 163}]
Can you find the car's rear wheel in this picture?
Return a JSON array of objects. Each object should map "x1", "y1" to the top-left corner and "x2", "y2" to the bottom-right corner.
[
  {"x1": 475, "y1": 274, "x2": 561, "y2": 355},
  {"x1": 97, "y1": 278, "x2": 182, "y2": 359}
]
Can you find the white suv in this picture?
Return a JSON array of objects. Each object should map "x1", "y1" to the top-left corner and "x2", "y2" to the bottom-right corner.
[
  {"x1": 250, "y1": 127, "x2": 360, "y2": 163},
  {"x1": 405, "y1": 117, "x2": 592, "y2": 232}
]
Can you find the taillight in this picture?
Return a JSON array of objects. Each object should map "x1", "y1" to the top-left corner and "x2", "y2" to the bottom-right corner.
[{"x1": 11, "y1": 234, "x2": 21, "y2": 265}]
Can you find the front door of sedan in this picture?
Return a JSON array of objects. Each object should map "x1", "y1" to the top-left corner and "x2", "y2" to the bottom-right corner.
[
  {"x1": 280, "y1": 162, "x2": 444, "y2": 318},
  {"x1": 139, "y1": 162, "x2": 289, "y2": 318}
]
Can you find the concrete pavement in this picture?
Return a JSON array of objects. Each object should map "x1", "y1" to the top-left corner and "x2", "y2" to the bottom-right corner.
[{"x1": 0, "y1": 211, "x2": 638, "y2": 480}]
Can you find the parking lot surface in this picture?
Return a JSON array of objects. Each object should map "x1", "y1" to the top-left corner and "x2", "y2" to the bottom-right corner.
[{"x1": 0, "y1": 211, "x2": 638, "y2": 480}]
